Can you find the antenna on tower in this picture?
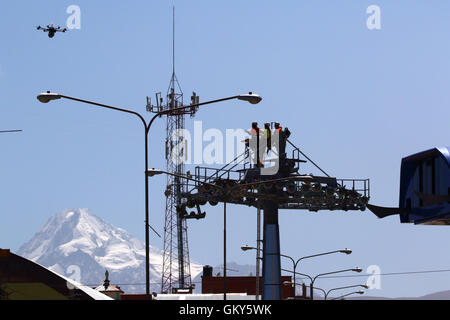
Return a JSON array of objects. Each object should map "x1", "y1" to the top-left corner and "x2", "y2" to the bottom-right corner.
[{"x1": 172, "y1": 6, "x2": 175, "y2": 76}]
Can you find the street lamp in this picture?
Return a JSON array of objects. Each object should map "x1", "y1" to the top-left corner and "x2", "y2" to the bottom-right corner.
[
  {"x1": 324, "y1": 284, "x2": 368, "y2": 300},
  {"x1": 310, "y1": 268, "x2": 362, "y2": 300},
  {"x1": 37, "y1": 91, "x2": 262, "y2": 106},
  {"x1": 283, "y1": 281, "x2": 368, "y2": 300},
  {"x1": 280, "y1": 268, "x2": 364, "y2": 300},
  {"x1": 37, "y1": 90, "x2": 262, "y2": 299},
  {"x1": 330, "y1": 290, "x2": 365, "y2": 300},
  {"x1": 241, "y1": 245, "x2": 352, "y2": 297}
]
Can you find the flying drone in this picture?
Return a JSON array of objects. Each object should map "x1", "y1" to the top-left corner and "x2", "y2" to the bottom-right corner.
[{"x1": 36, "y1": 24, "x2": 67, "y2": 38}]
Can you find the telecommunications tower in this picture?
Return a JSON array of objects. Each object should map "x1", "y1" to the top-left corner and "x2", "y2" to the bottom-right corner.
[{"x1": 146, "y1": 7, "x2": 198, "y2": 293}]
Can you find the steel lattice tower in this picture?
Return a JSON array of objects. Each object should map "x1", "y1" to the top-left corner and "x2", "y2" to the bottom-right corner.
[
  {"x1": 146, "y1": 7, "x2": 197, "y2": 293},
  {"x1": 161, "y1": 73, "x2": 193, "y2": 293}
]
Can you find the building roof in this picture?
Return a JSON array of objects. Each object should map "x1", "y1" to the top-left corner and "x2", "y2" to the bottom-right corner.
[
  {"x1": 402, "y1": 146, "x2": 450, "y2": 167},
  {"x1": 94, "y1": 284, "x2": 123, "y2": 293},
  {"x1": 0, "y1": 249, "x2": 112, "y2": 300}
]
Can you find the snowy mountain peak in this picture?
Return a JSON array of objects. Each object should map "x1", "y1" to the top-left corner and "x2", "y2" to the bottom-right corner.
[
  {"x1": 19, "y1": 208, "x2": 150, "y2": 269},
  {"x1": 17, "y1": 208, "x2": 203, "y2": 293}
]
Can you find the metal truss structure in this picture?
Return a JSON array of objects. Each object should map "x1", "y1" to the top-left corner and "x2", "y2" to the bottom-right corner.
[{"x1": 172, "y1": 123, "x2": 369, "y2": 299}]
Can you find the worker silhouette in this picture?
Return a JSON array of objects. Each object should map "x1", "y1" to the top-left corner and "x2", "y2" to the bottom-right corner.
[
  {"x1": 272, "y1": 122, "x2": 283, "y2": 154},
  {"x1": 274, "y1": 122, "x2": 282, "y2": 132},
  {"x1": 248, "y1": 122, "x2": 264, "y2": 168},
  {"x1": 263, "y1": 123, "x2": 271, "y2": 154}
]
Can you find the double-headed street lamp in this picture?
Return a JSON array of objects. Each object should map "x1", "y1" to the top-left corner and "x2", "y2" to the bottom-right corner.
[
  {"x1": 241, "y1": 245, "x2": 352, "y2": 297},
  {"x1": 310, "y1": 268, "x2": 363, "y2": 299},
  {"x1": 324, "y1": 284, "x2": 369, "y2": 300},
  {"x1": 283, "y1": 282, "x2": 369, "y2": 300},
  {"x1": 37, "y1": 91, "x2": 262, "y2": 299},
  {"x1": 281, "y1": 268, "x2": 363, "y2": 300},
  {"x1": 283, "y1": 281, "x2": 367, "y2": 300}
]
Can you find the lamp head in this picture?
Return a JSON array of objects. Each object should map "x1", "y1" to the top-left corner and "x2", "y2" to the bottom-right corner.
[
  {"x1": 352, "y1": 268, "x2": 363, "y2": 273},
  {"x1": 37, "y1": 91, "x2": 61, "y2": 103},
  {"x1": 237, "y1": 92, "x2": 262, "y2": 104},
  {"x1": 147, "y1": 168, "x2": 164, "y2": 177},
  {"x1": 340, "y1": 248, "x2": 352, "y2": 255}
]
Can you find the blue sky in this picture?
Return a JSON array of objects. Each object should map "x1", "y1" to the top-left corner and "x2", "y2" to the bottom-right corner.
[{"x1": 1, "y1": 1, "x2": 450, "y2": 298}]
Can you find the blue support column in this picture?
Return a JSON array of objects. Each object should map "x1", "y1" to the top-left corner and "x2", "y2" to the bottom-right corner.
[{"x1": 262, "y1": 200, "x2": 282, "y2": 300}]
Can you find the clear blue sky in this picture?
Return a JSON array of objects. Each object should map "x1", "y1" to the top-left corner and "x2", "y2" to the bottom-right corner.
[{"x1": 1, "y1": 1, "x2": 450, "y2": 298}]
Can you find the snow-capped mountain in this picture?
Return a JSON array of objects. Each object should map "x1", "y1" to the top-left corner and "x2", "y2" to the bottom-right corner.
[{"x1": 17, "y1": 208, "x2": 204, "y2": 293}]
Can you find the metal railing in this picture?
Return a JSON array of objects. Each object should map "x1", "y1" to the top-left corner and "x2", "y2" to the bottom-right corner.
[{"x1": 337, "y1": 179, "x2": 370, "y2": 198}]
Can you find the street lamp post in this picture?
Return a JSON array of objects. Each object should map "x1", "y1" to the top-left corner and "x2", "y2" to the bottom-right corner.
[
  {"x1": 269, "y1": 265, "x2": 363, "y2": 300},
  {"x1": 223, "y1": 201, "x2": 227, "y2": 300},
  {"x1": 283, "y1": 281, "x2": 367, "y2": 300},
  {"x1": 310, "y1": 268, "x2": 363, "y2": 300},
  {"x1": 241, "y1": 245, "x2": 352, "y2": 298},
  {"x1": 37, "y1": 91, "x2": 262, "y2": 300}
]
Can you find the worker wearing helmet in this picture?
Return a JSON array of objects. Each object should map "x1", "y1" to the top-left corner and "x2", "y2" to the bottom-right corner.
[{"x1": 248, "y1": 122, "x2": 263, "y2": 168}]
